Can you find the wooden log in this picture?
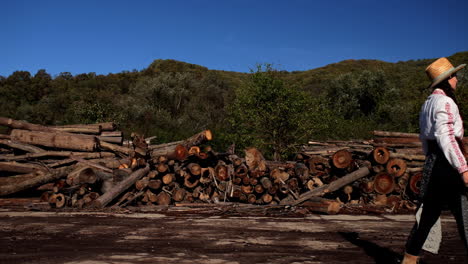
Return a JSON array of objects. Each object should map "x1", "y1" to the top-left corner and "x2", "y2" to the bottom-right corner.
[
  {"x1": 301, "y1": 197, "x2": 342, "y2": 215},
  {"x1": 149, "y1": 130, "x2": 212, "y2": 152},
  {"x1": 332, "y1": 149, "x2": 352, "y2": 169},
  {"x1": 173, "y1": 188, "x2": 186, "y2": 202},
  {"x1": 270, "y1": 168, "x2": 289, "y2": 183},
  {"x1": 409, "y1": 172, "x2": 422, "y2": 194},
  {"x1": 371, "y1": 147, "x2": 390, "y2": 165},
  {"x1": 0, "y1": 151, "x2": 114, "y2": 162},
  {"x1": 92, "y1": 165, "x2": 150, "y2": 208},
  {"x1": 307, "y1": 156, "x2": 329, "y2": 174},
  {"x1": 0, "y1": 117, "x2": 56, "y2": 132},
  {"x1": 390, "y1": 152, "x2": 425, "y2": 161},
  {"x1": 0, "y1": 172, "x2": 41, "y2": 186},
  {"x1": 386, "y1": 158, "x2": 407, "y2": 177},
  {"x1": 247, "y1": 194, "x2": 257, "y2": 204},
  {"x1": 100, "y1": 131, "x2": 123, "y2": 137},
  {"x1": 373, "y1": 130, "x2": 419, "y2": 138},
  {"x1": 0, "y1": 161, "x2": 47, "y2": 174},
  {"x1": 0, "y1": 165, "x2": 75, "y2": 196},
  {"x1": 145, "y1": 189, "x2": 158, "y2": 203},
  {"x1": 374, "y1": 137, "x2": 421, "y2": 144},
  {"x1": 99, "y1": 141, "x2": 133, "y2": 155},
  {"x1": 215, "y1": 162, "x2": 228, "y2": 181},
  {"x1": 254, "y1": 184, "x2": 264, "y2": 194},
  {"x1": 261, "y1": 193, "x2": 273, "y2": 204},
  {"x1": 148, "y1": 179, "x2": 162, "y2": 190},
  {"x1": 373, "y1": 172, "x2": 395, "y2": 195},
  {"x1": 151, "y1": 144, "x2": 188, "y2": 161},
  {"x1": 0, "y1": 139, "x2": 44, "y2": 153},
  {"x1": 245, "y1": 147, "x2": 267, "y2": 172},
  {"x1": 157, "y1": 163, "x2": 169, "y2": 174},
  {"x1": 53, "y1": 126, "x2": 101, "y2": 134},
  {"x1": 55, "y1": 122, "x2": 116, "y2": 131},
  {"x1": 184, "y1": 175, "x2": 199, "y2": 189},
  {"x1": 135, "y1": 177, "x2": 149, "y2": 191},
  {"x1": 10, "y1": 129, "x2": 97, "y2": 151},
  {"x1": 156, "y1": 192, "x2": 172, "y2": 205},
  {"x1": 249, "y1": 177, "x2": 258, "y2": 186},
  {"x1": 260, "y1": 177, "x2": 272, "y2": 190},
  {"x1": 294, "y1": 162, "x2": 310, "y2": 182},
  {"x1": 234, "y1": 164, "x2": 248, "y2": 178},
  {"x1": 49, "y1": 193, "x2": 66, "y2": 208},
  {"x1": 0, "y1": 134, "x2": 11, "y2": 139},
  {"x1": 291, "y1": 166, "x2": 371, "y2": 206},
  {"x1": 187, "y1": 163, "x2": 201, "y2": 176},
  {"x1": 162, "y1": 173, "x2": 175, "y2": 185},
  {"x1": 359, "y1": 180, "x2": 374, "y2": 193},
  {"x1": 241, "y1": 185, "x2": 254, "y2": 194},
  {"x1": 97, "y1": 136, "x2": 123, "y2": 144},
  {"x1": 242, "y1": 176, "x2": 251, "y2": 185}
]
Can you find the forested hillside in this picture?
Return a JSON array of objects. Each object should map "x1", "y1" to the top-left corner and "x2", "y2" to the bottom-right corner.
[{"x1": 1, "y1": 52, "x2": 467, "y2": 158}]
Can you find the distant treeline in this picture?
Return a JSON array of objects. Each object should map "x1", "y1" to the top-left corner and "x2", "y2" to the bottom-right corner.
[{"x1": 1, "y1": 52, "x2": 467, "y2": 159}]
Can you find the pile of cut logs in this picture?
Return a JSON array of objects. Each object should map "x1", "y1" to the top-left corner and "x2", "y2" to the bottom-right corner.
[{"x1": 0, "y1": 116, "x2": 430, "y2": 214}]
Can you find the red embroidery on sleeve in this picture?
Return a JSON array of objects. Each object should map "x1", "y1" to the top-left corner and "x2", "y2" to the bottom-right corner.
[{"x1": 445, "y1": 102, "x2": 468, "y2": 173}]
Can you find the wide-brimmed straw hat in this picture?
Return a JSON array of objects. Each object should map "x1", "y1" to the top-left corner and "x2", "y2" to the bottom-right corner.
[{"x1": 426, "y1": 57, "x2": 465, "y2": 88}]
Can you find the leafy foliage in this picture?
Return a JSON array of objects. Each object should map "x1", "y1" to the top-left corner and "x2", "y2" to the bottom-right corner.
[{"x1": 0, "y1": 53, "x2": 467, "y2": 158}]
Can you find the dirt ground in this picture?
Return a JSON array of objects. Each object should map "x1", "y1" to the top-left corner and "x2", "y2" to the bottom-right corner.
[{"x1": 0, "y1": 206, "x2": 467, "y2": 264}]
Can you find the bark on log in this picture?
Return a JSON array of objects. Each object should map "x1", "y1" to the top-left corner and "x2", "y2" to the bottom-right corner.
[
  {"x1": 53, "y1": 127, "x2": 101, "y2": 134},
  {"x1": 149, "y1": 130, "x2": 212, "y2": 157},
  {"x1": 92, "y1": 165, "x2": 150, "y2": 208},
  {"x1": 0, "y1": 134, "x2": 11, "y2": 139},
  {"x1": 0, "y1": 165, "x2": 75, "y2": 196},
  {"x1": 301, "y1": 197, "x2": 342, "y2": 215},
  {"x1": 290, "y1": 166, "x2": 371, "y2": 206},
  {"x1": 10, "y1": 129, "x2": 97, "y2": 152},
  {"x1": 0, "y1": 161, "x2": 47, "y2": 174},
  {"x1": 151, "y1": 144, "x2": 188, "y2": 161},
  {"x1": 0, "y1": 117, "x2": 55, "y2": 132},
  {"x1": 100, "y1": 131, "x2": 123, "y2": 137},
  {"x1": 99, "y1": 141, "x2": 133, "y2": 155},
  {"x1": 97, "y1": 136, "x2": 123, "y2": 144},
  {"x1": 0, "y1": 151, "x2": 114, "y2": 162},
  {"x1": 55, "y1": 122, "x2": 116, "y2": 131},
  {"x1": 0, "y1": 139, "x2": 44, "y2": 153},
  {"x1": 373, "y1": 130, "x2": 419, "y2": 138}
]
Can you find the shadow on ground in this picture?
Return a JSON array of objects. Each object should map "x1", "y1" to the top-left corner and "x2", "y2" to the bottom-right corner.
[{"x1": 338, "y1": 232, "x2": 425, "y2": 264}]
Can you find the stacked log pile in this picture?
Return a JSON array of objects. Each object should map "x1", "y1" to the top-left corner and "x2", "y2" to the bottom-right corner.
[{"x1": 0, "y1": 116, "x2": 429, "y2": 214}]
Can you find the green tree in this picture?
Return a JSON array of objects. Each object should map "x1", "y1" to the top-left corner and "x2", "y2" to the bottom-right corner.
[{"x1": 227, "y1": 64, "x2": 321, "y2": 160}]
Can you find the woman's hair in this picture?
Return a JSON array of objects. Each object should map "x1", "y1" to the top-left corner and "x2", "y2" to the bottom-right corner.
[{"x1": 438, "y1": 79, "x2": 458, "y2": 104}]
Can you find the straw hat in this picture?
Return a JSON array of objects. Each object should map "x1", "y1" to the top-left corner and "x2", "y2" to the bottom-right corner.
[{"x1": 426, "y1": 57, "x2": 465, "y2": 88}]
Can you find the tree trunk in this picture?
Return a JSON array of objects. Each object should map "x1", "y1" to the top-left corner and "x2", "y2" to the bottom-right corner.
[
  {"x1": 0, "y1": 165, "x2": 75, "y2": 196},
  {"x1": 92, "y1": 165, "x2": 150, "y2": 208},
  {"x1": 301, "y1": 197, "x2": 341, "y2": 215},
  {"x1": 0, "y1": 139, "x2": 44, "y2": 153},
  {"x1": 0, "y1": 151, "x2": 114, "y2": 162},
  {"x1": 0, "y1": 161, "x2": 47, "y2": 174},
  {"x1": 10, "y1": 129, "x2": 97, "y2": 152},
  {"x1": 290, "y1": 166, "x2": 371, "y2": 206}
]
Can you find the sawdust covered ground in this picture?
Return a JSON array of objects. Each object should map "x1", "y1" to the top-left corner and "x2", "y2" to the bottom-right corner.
[{"x1": 0, "y1": 208, "x2": 466, "y2": 264}]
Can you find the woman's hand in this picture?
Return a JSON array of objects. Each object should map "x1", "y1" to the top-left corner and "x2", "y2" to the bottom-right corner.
[{"x1": 462, "y1": 171, "x2": 468, "y2": 187}]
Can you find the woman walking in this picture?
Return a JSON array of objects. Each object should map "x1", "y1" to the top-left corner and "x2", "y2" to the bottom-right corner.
[{"x1": 403, "y1": 57, "x2": 468, "y2": 263}]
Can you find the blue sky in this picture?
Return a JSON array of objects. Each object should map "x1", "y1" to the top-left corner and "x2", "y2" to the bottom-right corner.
[{"x1": 1, "y1": 0, "x2": 467, "y2": 77}]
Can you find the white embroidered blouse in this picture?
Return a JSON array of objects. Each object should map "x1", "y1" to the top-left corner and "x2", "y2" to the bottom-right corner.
[{"x1": 419, "y1": 88, "x2": 468, "y2": 174}]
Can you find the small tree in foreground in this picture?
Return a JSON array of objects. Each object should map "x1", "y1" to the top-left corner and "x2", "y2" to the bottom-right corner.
[{"x1": 228, "y1": 64, "x2": 325, "y2": 160}]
